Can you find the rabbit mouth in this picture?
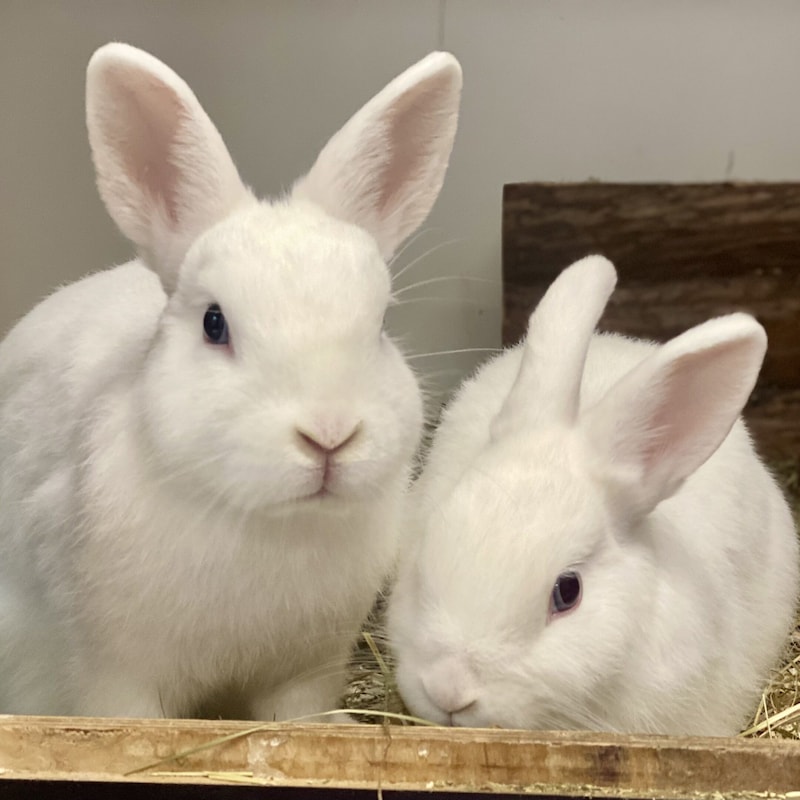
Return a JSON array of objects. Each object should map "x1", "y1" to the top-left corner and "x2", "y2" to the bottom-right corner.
[
  {"x1": 305, "y1": 484, "x2": 333, "y2": 502},
  {"x1": 303, "y1": 457, "x2": 382, "y2": 500},
  {"x1": 306, "y1": 458, "x2": 340, "y2": 498},
  {"x1": 295, "y1": 462, "x2": 353, "y2": 503}
]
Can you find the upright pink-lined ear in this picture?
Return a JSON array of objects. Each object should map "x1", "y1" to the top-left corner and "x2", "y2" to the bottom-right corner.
[
  {"x1": 292, "y1": 52, "x2": 462, "y2": 261},
  {"x1": 583, "y1": 312, "x2": 767, "y2": 515},
  {"x1": 490, "y1": 255, "x2": 617, "y2": 441},
  {"x1": 86, "y1": 43, "x2": 254, "y2": 292}
]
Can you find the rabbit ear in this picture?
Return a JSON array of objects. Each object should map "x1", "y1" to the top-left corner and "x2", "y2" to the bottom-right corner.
[
  {"x1": 292, "y1": 52, "x2": 462, "y2": 261},
  {"x1": 86, "y1": 43, "x2": 253, "y2": 292},
  {"x1": 584, "y1": 313, "x2": 767, "y2": 514},
  {"x1": 490, "y1": 255, "x2": 617, "y2": 440}
]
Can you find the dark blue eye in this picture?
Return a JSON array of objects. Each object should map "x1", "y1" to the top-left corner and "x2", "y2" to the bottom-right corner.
[
  {"x1": 551, "y1": 570, "x2": 582, "y2": 614},
  {"x1": 203, "y1": 303, "x2": 229, "y2": 345}
]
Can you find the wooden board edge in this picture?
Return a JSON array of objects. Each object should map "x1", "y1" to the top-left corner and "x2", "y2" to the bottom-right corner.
[{"x1": 0, "y1": 716, "x2": 798, "y2": 798}]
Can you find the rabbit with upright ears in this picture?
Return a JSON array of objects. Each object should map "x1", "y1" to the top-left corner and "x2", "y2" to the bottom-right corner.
[
  {"x1": 0, "y1": 43, "x2": 462, "y2": 719},
  {"x1": 388, "y1": 255, "x2": 798, "y2": 736}
]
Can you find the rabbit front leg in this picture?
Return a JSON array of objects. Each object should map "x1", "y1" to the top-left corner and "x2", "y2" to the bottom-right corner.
[
  {"x1": 74, "y1": 665, "x2": 174, "y2": 719},
  {"x1": 247, "y1": 665, "x2": 352, "y2": 724}
]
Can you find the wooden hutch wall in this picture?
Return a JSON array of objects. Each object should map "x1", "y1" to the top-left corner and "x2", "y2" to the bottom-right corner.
[{"x1": 502, "y1": 182, "x2": 800, "y2": 461}]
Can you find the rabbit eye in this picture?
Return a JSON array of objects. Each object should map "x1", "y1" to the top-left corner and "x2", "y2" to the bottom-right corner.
[
  {"x1": 203, "y1": 303, "x2": 229, "y2": 345},
  {"x1": 551, "y1": 570, "x2": 582, "y2": 615}
]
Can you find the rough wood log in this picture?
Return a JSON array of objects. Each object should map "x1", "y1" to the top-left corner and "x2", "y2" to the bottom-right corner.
[
  {"x1": 503, "y1": 182, "x2": 800, "y2": 460},
  {"x1": 0, "y1": 716, "x2": 799, "y2": 798}
]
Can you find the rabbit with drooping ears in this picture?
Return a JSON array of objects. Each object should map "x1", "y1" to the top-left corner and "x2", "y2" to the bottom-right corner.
[
  {"x1": 0, "y1": 43, "x2": 462, "y2": 719},
  {"x1": 388, "y1": 254, "x2": 798, "y2": 736}
]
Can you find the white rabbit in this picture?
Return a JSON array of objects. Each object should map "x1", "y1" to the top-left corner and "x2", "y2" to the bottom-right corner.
[
  {"x1": 0, "y1": 43, "x2": 462, "y2": 720},
  {"x1": 388, "y1": 255, "x2": 798, "y2": 736}
]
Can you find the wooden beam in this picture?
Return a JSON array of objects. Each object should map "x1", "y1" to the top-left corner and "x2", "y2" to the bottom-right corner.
[
  {"x1": 502, "y1": 182, "x2": 800, "y2": 460},
  {"x1": 0, "y1": 717, "x2": 798, "y2": 798}
]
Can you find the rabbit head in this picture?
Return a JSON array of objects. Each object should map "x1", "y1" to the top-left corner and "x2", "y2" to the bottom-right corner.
[{"x1": 86, "y1": 44, "x2": 462, "y2": 514}]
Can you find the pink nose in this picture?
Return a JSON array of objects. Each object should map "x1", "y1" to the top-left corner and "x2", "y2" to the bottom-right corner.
[
  {"x1": 421, "y1": 656, "x2": 479, "y2": 716},
  {"x1": 295, "y1": 423, "x2": 360, "y2": 456}
]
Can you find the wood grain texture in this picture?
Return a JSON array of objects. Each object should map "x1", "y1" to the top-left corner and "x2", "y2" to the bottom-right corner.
[
  {"x1": 0, "y1": 717, "x2": 799, "y2": 798},
  {"x1": 503, "y1": 182, "x2": 800, "y2": 459}
]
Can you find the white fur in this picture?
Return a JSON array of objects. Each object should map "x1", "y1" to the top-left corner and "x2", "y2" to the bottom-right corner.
[
  {"x1": 388, "y1": 255, "x2": 798, "y2": 736},
  {"x1": 0, "y1": 43, "x2": 462, "y2": 719}
]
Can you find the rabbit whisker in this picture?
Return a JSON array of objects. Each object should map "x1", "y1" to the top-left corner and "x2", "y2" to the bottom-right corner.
[
  {"x1": 387, "y1": 227, "x2": 438, "y2": 275},
  {"x1": 407, "y1": 347, "x2": 501, "y2": 361},
  {"x1": 391, "y1": 237, "x2": 461, "y2": 285},
  {"x1": 394, "y1": 274, "x2": 499, "y2": 297}
]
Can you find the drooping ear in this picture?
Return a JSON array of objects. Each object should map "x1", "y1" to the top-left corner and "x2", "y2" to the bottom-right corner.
[
  {"x1": 86, "y1": 43, "x2": 254, "y2": 292},
  {"x1": 490, "y1": 255, "x2": 617, "y2": 441},
  {"x1": 583, "y1": 313, "x2": 767, "y2": 514},
  {"x1": 291, "y1": 52, "x2": 462, "y2": 261}
]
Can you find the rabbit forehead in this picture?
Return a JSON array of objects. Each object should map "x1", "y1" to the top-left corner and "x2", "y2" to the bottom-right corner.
[
  {"x1": 182, "y1": 200, "x2": 390, "y2": 317},
  {"x1": 419, "y1": 436, "x2": 608, "y2": 633}
]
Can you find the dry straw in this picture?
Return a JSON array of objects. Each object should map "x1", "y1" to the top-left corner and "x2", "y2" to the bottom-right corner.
[{"x1": 742, "y1": 458, "x2": 800, "y2": 739}]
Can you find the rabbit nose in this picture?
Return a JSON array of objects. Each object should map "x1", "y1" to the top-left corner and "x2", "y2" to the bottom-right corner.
[
  {"x1": 295, "y1": 422, "x2": 361, "y2": 457},
  {"x1": 421, "y1": 656, "x2": 478, "y2": 717}
]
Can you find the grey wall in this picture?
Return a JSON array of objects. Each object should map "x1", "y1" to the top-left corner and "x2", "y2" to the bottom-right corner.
[{"x1": 3, "y1": 1, "x2": 800, "y2": 401}]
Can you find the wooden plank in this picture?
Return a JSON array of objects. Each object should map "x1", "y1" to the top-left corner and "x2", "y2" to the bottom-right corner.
[
  {"x1": 502, "y1": 182, "x2": 800, "y2": 460},
  {"x1": 0, "y1": 717, "x2": 799, "y2": 798}
]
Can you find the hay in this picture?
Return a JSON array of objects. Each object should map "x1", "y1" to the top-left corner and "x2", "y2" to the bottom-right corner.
[
  {"x1": 743, "y1": 457, "x2": 800, "y2": 739},
  {"x1": 344, "y1": 601, "x2": 410, "y2": 723},
  {"x1": 345, "y1": 458, "x2": 800, "y2": 738}
]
